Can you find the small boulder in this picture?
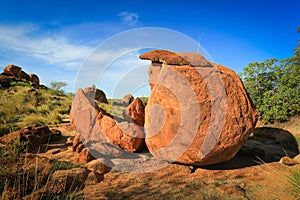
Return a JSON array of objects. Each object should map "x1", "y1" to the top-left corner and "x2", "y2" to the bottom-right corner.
[
  {"x1": 72, "y1": 135, "x2": 82, "y2": 151},
  {"x1": 123, "y1": 97, "x2": 145, "y2": 127},
  {"x1": 86, "y1": 158, "x2": 113, "y2": 174},
  {"x1": 76, "y1": 148, "x2": 95, "y2": 164},
  {"x1": 83, "y1": 86, "x2": 108, "y2": 104},
  {"x1": 122, "y1": 94, "x2": 134, "y2": 105},
  {"x1": 280, "y1": 156, "x2": 299, "y2": 166}
]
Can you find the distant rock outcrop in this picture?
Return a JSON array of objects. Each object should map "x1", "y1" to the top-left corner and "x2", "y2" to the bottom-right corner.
[
  {"x1": 122, "y1": 94, "x2": 134, "y2": 105},
  {"x1": 0, "y1": 64, "x2": 40, "y2": 87},
  {"x1": 83, "y1": 86, "x2": 108, "y2": 104},
  {"x1": 140, "y1": 50, "x2": 258, "y2": 166}
]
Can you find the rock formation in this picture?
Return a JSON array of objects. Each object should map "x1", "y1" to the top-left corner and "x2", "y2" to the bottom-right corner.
[
  {"x1": 71, "y1": 89, "x2": 144, "y2": 155},
  {"x1": 0, "y1": 64, "x2": 40, "y2": 87},
  {"x1": 140, "y1": 50, "x2": 258, "y2": 166},
  {"x1": 241, "y1": 127, "x2": 299, "y2": 162}
]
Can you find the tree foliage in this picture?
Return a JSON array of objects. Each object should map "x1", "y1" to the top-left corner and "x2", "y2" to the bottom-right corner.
[
  {"x1": 49, "y1": 81, "x2": 67, "y2": 96},
  {"x1": 240, "y1": 27, "x2": 300, "y2": 122}
]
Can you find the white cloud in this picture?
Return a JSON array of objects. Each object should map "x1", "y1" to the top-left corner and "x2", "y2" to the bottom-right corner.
[
  {"x1": 0, "y1": 24, "x2": 92, "y2": 69},
  {"x1": 117, "y1": 11, "x2": 139, "y2": 26}
]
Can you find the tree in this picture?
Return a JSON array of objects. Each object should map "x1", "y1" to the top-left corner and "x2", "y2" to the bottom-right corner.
[
  {"x1": 240, "y1": 27, "x2": 300, "y2": 122},
  {"x1": 50, "y1": 81, "x2": 67, "y2": 96}
]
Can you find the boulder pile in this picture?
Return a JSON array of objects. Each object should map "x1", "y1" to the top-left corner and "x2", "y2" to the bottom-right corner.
[
  {"x1": 0, "y1": 64, "x2": 40, "y2": 87},
  {"x1": 70, "y1": 49, "x2": 258, "y2": 166}
]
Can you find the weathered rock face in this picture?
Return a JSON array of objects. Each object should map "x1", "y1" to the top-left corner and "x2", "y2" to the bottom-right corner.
[
  {"x1": 0, "y1": 74, "x2": 14, "y2": 87},
  {"x1": 71, "y1": 89, "x2": 144, "y2": 154},
  {"x1": 140, "y1": 50, "x2": 258, "y2": 166},
  {"x1": 123, "y1": 97, "x2": 145, "y2": 127},
  {"x1": 83, "y1": 86, "x2": 108, "y2": 104},
  {"x1": 3, "y1": 64, "x2": 21, "y2": 76},
  {"x1": 17, "y1": 70, "x2": 30, "y2": 81},
  {"x1": 29, "y1": 74, "x2": 40, "y2": 86},
  {"x1": 122, "y1": 94, "x2": 134, "y2": 105}
]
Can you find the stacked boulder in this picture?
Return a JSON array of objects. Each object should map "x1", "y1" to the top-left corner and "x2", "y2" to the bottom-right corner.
[
  {"x1": 0, "y1": 64, "x2": 40, "y2": 87},
  {"x1": 140, "y1": 50, "x2": 258, "y2": 166}
]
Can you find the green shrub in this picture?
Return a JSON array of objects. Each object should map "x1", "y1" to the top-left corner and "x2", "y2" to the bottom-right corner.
[
  {"x1": 10, "y1": 81, "x2": 32, "y2": 88},
  {"x1": 50, "y1": 160, "x2": 84, "y2": 170}
]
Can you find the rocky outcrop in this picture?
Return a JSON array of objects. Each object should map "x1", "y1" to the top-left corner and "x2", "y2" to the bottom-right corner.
[
  {"x1": 71, "y1": 89, "x2": 144, "y2": 156},
  {"x1": 83, "y1": 86, "x2": 108, "y2": 104},
  {"x1": 0, "y1": 64, "x2": 40, "y2": 87},
  {"x1": 241, "y1": 127, "x2": 299, "y2": 162},
  {"x1": 123, "y1": 97, "x2": 145, "y2": 127},
  {"x1": 140, "y1": 50, "x2": 258, "y2": 166},
  {"x1": 122, "y1": 94, "x2": 134, "y2": 105},
  {"x1": 0, "y1": 125, "x2": 61, "y2": 152}
]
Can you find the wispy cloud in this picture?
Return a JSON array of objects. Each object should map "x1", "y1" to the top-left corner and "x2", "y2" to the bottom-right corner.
[
  {"x1": 0, "y1": 23, "x2": 151, "y2": 97},
  {"x1": 0, "y1": 24, "x2": 91, "y2": 69},
  {"x1": 117, "y1": 11, "x2": 139, "y2": 26}
]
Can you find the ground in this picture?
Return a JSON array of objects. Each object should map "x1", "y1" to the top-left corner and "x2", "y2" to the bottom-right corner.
[{"x1": 1, "y1": 117, "x2": 300, "y2": 200}]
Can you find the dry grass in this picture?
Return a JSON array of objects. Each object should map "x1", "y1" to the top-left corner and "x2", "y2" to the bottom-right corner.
[{"x1": 0, "y1": 85, "x2": 72, "y2": 136}]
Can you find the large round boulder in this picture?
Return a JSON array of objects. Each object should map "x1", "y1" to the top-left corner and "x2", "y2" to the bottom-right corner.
[{"x1": 140, "y1": 50, "x2": 258, "y2": 166}]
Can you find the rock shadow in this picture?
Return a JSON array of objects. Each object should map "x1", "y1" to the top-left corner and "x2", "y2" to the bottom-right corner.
[{"x1": 202, "y1": 127, "x2": 299, "y2": 170}]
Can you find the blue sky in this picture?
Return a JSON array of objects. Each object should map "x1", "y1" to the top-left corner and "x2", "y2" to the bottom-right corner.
[{"x1": 0, "y1": 0, "x2": 299, "y2": 97}]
